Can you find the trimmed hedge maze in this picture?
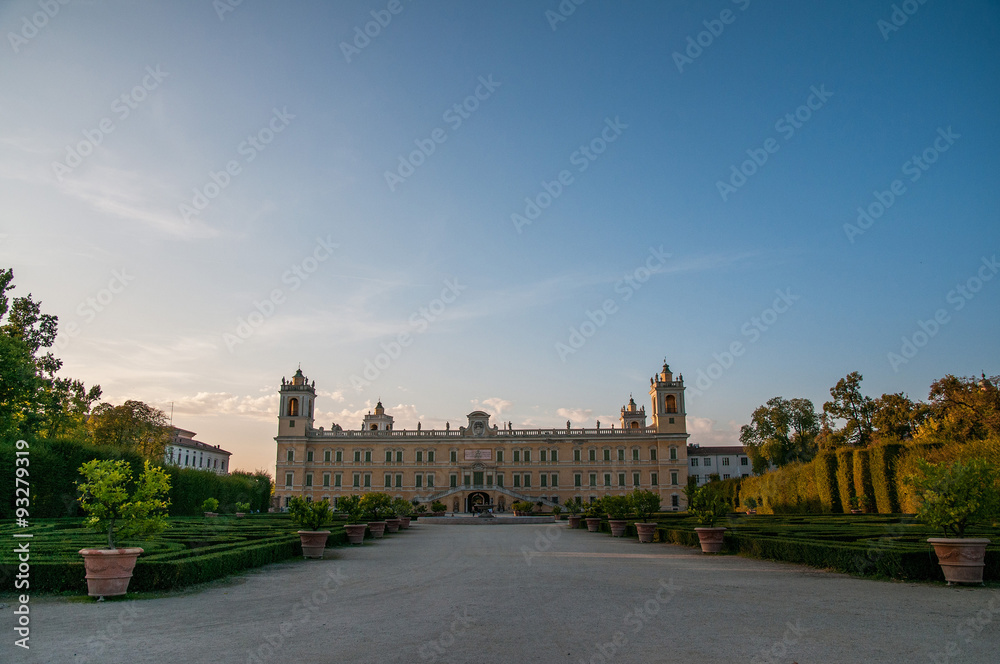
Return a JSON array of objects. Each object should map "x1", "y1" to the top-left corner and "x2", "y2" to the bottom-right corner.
[
  {"x1": 0, "y1": 515, "x2": 350, "y2": 594},
  {"x1": 579, "y1": 513, "x2": 1000, "y2": 582}
]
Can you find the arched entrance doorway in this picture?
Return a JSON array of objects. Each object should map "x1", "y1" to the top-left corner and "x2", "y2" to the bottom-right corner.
[{"x1": 466, "y1": 491, "x2": 490, "y2": 513}]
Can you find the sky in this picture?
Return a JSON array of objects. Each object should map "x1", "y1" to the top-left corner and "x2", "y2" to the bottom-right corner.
[{"x1": 1, "y1": 0, "x2": 998, "y2": 474}]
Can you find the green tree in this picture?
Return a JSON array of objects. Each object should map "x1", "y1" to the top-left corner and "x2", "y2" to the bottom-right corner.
[
  {"x1": 823, "y1": 371, "x2": 876, "y2": 446},
  {"x1": 924, "y1": 373, "x2": 1000, "y2": 441},
  {"x1": 88, "y1": 400, "x2": 172, "y2": 460},
  {"x1": 76, "y1": 459, "x2": 171, "y2": 549},
  {"x1": 871, "y1": 392, "x2": 928, "y2": 441},
  {"x1": 739, "y1": 397, "x2": 819, "y2": 472}
]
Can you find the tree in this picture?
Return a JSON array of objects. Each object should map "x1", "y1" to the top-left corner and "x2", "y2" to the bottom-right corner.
[
  {"x1": 88, "y1": 400, "x2": 172, "y2": 460},
  {"x1": 739, "y1": 397, "x2": 819, "y2": 472},
  {"x1": 871, "y1": 392, "x2": 928, "y2": 441},
  {"x1": 76, "y1": 459, "x2": 171, "y2": 549},
  {"x1": 823, "y1": 372, "x2": 876, "y2": 446},
  {"x1": 925, "y1": 374, "x2": 1000, "y2": 441}
]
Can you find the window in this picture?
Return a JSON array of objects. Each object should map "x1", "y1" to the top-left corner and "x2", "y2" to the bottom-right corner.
[
  {"x1": 497, "y1": 474, "x2": 504, "y2": 487},
  {"x1": 722, "y1": 458, "x2": 730, "y2": 466},
  {"x1": 334, "y1": 474, "x2": 341, "y2": 487},
  {"x1": 669, "y1": 447, "x2": 676, "y2": 460},
  {"x1": 574, "y1": 449, "x2": 581, "y2": 461},
  {"x1": 671, "y1": 494, "x2": 679, "y2": 508},
  {"x1": 551, "y1": 474, "x2": 558, "y2": 487},
  {"x1": 324, "y1": 450, "x2": 331, "y2": 462},
  {"x1": 741, "y1": 457, "x2": 748, "y2": 466},
  {"x1": 288, "y1": 398, "x2": 299, "y2": 417},
  {"x1": 416, "y1": 450, "x2": 423, "y2": 463},
  {"x1": 305, "y1": 450, "x2": 313, "y2": 462},
  {"x1": 415, "y1": 475, "x2": 423, "y2": 488},
  {"x1": 540, "y1": 474, "x2": 548, "y2": 487},
  {"x1": 618, "y1": 473, "x2": 625, "y2": 487},
  {"x1": 604, "y1": 473, "x2": 611, "y2": 487},
  {"x1": 651, "y1": 472, "x2": 658, "y2": 486},
  {"x1": 589, "y1": 449, "x2": 596, "y2": 461},
  {"x1": 690, "y1": 474, "x2": 699, "y2": 484},
  {"x1": 691, "y1": 458, "x2": 698, "y2": 466},
  {"x1": 540, "y1": 450, "x2": 547, "y2": 462},
  {"x1": 486, "y1": 475, "x2": 493, "y2": 487},
  {"x1": 364, "y1": 450, "x2": 372, "y2": 463},
  {"x1": 574, "y1": 473, "x2": 582, "y2": 487},
  {"x1": 703, "y1": 458, "x2": 711, "y2": 466},
  {"x1": 354, "y1": 450, "x2": 361, "y2": 463},
  {"x1": 353, "y1": 474, "x2": 360, "y2": 488},
  {"x1": 551, "y1": 450, "x2": 558, "y2": 462},
  {"x1": 427, "y1": 474, "x2": 434, "y2": 488},
  {"x1": 513, "y1": 475, "x2": 521, "y2": 488},
  {"x1": 450, "y1": 450, "x2": 457, "y2": 463},
  {"x1": 336, "y1": 450, "x2": 343, "y2": 462},
  {"x1": 385, "y1": 450, "x2": 392, "y2": 463},
  {"x1": 384, "y1": 474, "x2": 392, "y2": 488},
  {"x1": 287, "y1": 449, "x2": 294, "y2": 462},
  {"x1": 589, "y1": 473, "x2": 597, "y2": 487},
  {"x1": 633, "y1": 472, "x2": 640, "y2": 486},
  {"x1": 289, "y1": 420, "x2": 295, "y2": 428},
  {"x1": 651, "y1": 448, "x2": 658, "y2": 461},
  {"x1": 396, "y1": 450, "x2": 403, "y2": 462},
  {"x1": 524, "y1": 450, "x2": 531, "y2": 463},
  {"x1": 450, "y1": 475, "x2": 457, "y2": 488},
  {"x1": 665, "y1": 394, "x2": 677, "y2": 413},
  {"x1": 617, "y1": 449, "x2": 625, "y2": 461},
  {"x1": 671, "y1": 471, "x2": 678, "y2": 485},
  {"x1": 428, "y1": 451, "x2": 435, "y2": 462},
  {"x1": 632, "y1": 449, "x2": 640, "y2": 461},
  {"x1": 323, "y1": 473, "x2": 330, "y2": 487},
  {"x1": 669, "y1": 417, "x2": 674, "y2": 424},
  {"x1": 363, "y1": 474, "x2": 371, "y2": 488},
  {"x1": 723, "y1": 474, "x2": 730, "y2": 480},
  {"x1": 604, "y1": 449, "x2": 611, "y2": 461},
  {"x1": 395, "y1": 474, "x2": 402, "y2": 488},
  {"x1": 495, "y1": 450, "x2": 503, "y2": 462},
  {"x1": 523, "y1": 473, "x2": 531, "y2": 488},
  {"x1": 285, "y1": 472, "x2": 293, "y2": 487},
  {"x1": 463, "y1": 474, "x2": 471, "y2": 486},
  {"x1": 305, "y1": 473, "x2": 313, "y2": 487},
  {"x1": 513, "y1": 450, "x2": 520, "y2": 462}
]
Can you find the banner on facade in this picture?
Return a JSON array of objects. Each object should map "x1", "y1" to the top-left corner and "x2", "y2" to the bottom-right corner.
[{"x1": 464, "y1": 449, "x2": 492, "y2": 461}]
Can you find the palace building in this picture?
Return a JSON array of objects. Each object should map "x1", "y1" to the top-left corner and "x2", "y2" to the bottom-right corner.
[{"x1": 273, "y1": 361, "x2": 690, "y2": 512}]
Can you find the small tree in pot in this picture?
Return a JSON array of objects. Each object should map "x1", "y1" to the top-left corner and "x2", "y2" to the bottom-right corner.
[
  {"x1": 584, "y1": 498, "x2": 603, "y2": 532},
  {"x1": 201, "y1": 497, "x2": 219, "y2": 517},
  {"x1": 907, "y1": 458, "x2": 1000, "y2": 585},
  {"x1": 288, "y1": 497, "x2": 333, "y2": 558},
  {"x1": 603, "y1": 495, "x2": 631, "y2": 537},
  {"x1": 76, "y1": 459, "x2": 171, "y2": 598},
  {"x1": 359, "y1": 492, "x2": 394, "y2": 538},
  {"x1": 564, "y1": 497, "x2": 584, "y2": 528},
  {"x1": 338, "y1": 495, "x2": 367, "y2": 544},
  {"x1": 393, "y1": 498, "x2": 414, "y2": 529},
  {"x1": 235, "y1": 502, "x2": 250, "y2": 517},
  {"x1": 629, "y1": 489, "x2": 661, "y2": 543},
  {"x1": 430, "y1": 500, "x2": 447, "y2": 516},
  {"x1": 688, "y1": 485, "x2": 729, "y2": 553}
]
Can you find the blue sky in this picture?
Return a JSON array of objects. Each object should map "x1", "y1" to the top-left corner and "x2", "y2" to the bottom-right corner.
[{"x1": 1, "y1": 0, "x2": 997, "y2": 473}]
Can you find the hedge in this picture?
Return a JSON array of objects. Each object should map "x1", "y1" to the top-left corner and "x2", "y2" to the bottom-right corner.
[
  {"x1": 870, "y1": 443, "x2": 904, "y2": 513},
  {"x1": 835, "y1": 449, "x2": 855, "y2": 511},
  {"x1": 814, "y1": 452, "x2": 841, "y2": 513},
  {"x1": 852, "y1": 448, "x2": 876, "y2": 512}
]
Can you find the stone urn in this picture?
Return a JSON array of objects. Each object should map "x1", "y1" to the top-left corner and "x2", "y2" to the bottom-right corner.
[
  {"x1": 399, "y1": 516, "x2": 412, "y2": 529},
  {"x1": 368, "y1": 521, "x2": 387, "y2": 538},
  {"x1": 298, "y1": 531, "x2": 330, "y2": 559},
  {"x1": 344, "y1": 523, "x2": 367, "y2": 545},
  {"x1": 385, "y1": 518, "x2": 401, "y2": 533},
  {"x1": 927, "y1": 538, "x2": 990, "y2": 585},
  {"x1": 567, "y1": 515, "x2": 581, "y2": 529},
  {"x1": 584, "y1": 517, "x2": 601, "y2": 532},
  {"x1": 635, "y1": 523, "x2": 657, "y2": 543},
  {"x1": 608, "y1": 519, "x2": 628, "y2": 537},
  {"x1": 78, "y1": 548, "x2": 144, "y2": 597},
  {"x1": 694, "y1": 527, "x2": 726, "y2": 554}
]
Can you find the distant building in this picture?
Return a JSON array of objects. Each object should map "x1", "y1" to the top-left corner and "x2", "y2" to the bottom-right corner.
[
  {"x1": 686, "y1": 444, "x2": 754, "y2": 485},
  {"x1": 166, "y1": 427, "x2": 232, "y2": 475}
]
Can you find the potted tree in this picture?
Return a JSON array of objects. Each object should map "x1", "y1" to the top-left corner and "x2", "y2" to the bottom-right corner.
[
  {"x1": 359, "y1": 492, "x2": 393, "y2": 538},
  {"x1": 393, "y1": 498, "x2": 413, "y2": 529},
  {"x1": 603, "y1": 495, "x2": 630, "y2": 537},
  {"x1": 564, "y1": 497, "x2": 583, "y2": 529},
  {"x1": 384, "y1": 500, "x2": 402, "y2": 533},
  {"x1": 235, "y1": 501, "x2": 250, "y2": 518},
  {"x1": 338, "y1": 495, "x2": 367, "y2": 544},
  {"x1": 584, "y1": 498, "x2": 603, "y2": 532},
  {"x1": 907, "y1": 458, "x2": 1000, "y2": 585},
  {"x1": 412, "y1": 503, "x2": 428, "y2": 521},
  {"x1": 688, "y1": 486, "x2": 729, "y2": 553},
  {"x1": 848, "y1": 495, "x2": 863, "y2": 515},
  {"x1": 744, "y1": 496, "x2": 758, "y2": 515},
  {"x1": 201, "y1": 497, "x2": 219, "y2": 517},
  {"x1": 431, "y1": 500, "x2": 447, "y2": 516},
  {"x1": 629, "y1": 489, "x2": 661, "y2": 543},
  {"x1": 76, "y1": 459, "x2": 171, "y2": 598},
  {"x1": 288, "y1": 496, "x2": 333, "y2": 559}
]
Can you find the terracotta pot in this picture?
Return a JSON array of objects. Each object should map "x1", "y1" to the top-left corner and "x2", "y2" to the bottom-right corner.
[
  {"x1": 928, "y1": 538, "x2": 990, "y2": 585},
  {"x1": 298, "y1": 531, "x2": 330, "y2": 559},
  {"x1": 344, "y1": 523, "x2": 367, "y2": 544},
  {"x1": 79, "y1": 548, "x2": 143, "y2": 597},
  {"x1": 204, "y1": 512, "x2": 218, "y2": 517},
  {"x1": 694, "y1": 527, "x2": 726, "y2": 554},
  {"x1": 850, "y1": 509, "x2": 863, "y2": 515},
  {"x1": 567, "y1": 515, "x2": 581, "y2": 529},
  {"x1": 635, "y1": 523, "x2": 657, "y2": 543},
  {"x1": 368, "y1": 521, "x2": 387, "y2": 538},
  {"x1": 235, "y1": 512, "x2": 246, "y2": 518},
  {"x1": 608, "y1": 519, "x2": 628, "y2": 537},
  {"x1": 746, "y1": 510, "x2": 756, "y2": 515},
  {"x1": 385, "y1": 518, "x2": 401, "y2": 533},
  {"x1": 584, "y1": 517, "x2": 601, "y2": 532},
  {"x1": 399, "y1": 516, "x2": 411, "y2": 529}
]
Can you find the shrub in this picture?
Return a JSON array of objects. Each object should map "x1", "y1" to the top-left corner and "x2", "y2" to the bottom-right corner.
[
  {"x1": 602, "y1": 495, "x2": 630, "y2": 520},
  {"x1": 430, "y1": 500, "x2": 447, "y2": 513},
  {"x1": 835, "y1": 449, "x2": 855, "y2": 513},
  {"x1": 687, "y1": 486, "x2": 728, "y2": 526},
  {"x1": 359, "y1": 492, "x2": 393, "y2": 521},
  {"x1": 563, "y1": 497, "x2": 583, "y2": 515},
  {"x1": 871, "y1": 443, "x2": 904, "y2": 513},
  {"x1": 76, "y1": 459, "x2": 171, "y2": 549},
  {"x1": 907, "y1": 458, "x2": 1000, "y2": 537},
  {"x1": 288, "y1": 497, "x2": 333, "y2": 531},
  {"x1": 337, "y1": 495, "x2": 364, "y2": 524},
  {"x1": 391, "y1": 498, "x2": 412, "y2": 517},
  {"x1": 235, "y1": 502, "x2": 250, "y2": 513},
  {"x1": 551, "y1": 505, "x2": 562, "y2": 517},
  {"x1": 201, "y1": 498, "x2": 219, "y2": 513},
  {"x1": 629, "y1": 489, "x2": 661, "y2": 522},
  {"x1": 814, "y1": 452, "x2": 841, "y2": 513}
]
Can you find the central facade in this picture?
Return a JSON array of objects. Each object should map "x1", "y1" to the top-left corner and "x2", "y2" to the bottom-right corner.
[{"x1": 273, "y1": 361, "x2": 690, "y2": 512}]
